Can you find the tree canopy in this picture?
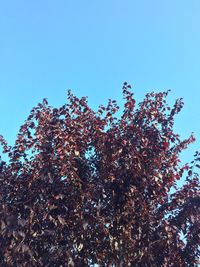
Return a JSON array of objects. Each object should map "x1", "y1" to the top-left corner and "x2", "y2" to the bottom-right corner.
[{"x1": 0, "y1": 83, "x2": 199, "y2": 266}]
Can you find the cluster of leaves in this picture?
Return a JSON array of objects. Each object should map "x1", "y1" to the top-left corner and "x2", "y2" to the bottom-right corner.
[{"x1": 0, "y1": 83, "x2": 199, "y2": 266}]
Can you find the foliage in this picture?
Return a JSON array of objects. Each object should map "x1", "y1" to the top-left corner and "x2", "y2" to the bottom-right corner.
[{"x1": 0, "y1": 83, "x2": 199, "y2": 266}]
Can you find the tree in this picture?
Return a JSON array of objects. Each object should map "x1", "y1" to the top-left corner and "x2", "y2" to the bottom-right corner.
[{"x1": 0, "y1": 83, "x2": 199, "y2": 266}]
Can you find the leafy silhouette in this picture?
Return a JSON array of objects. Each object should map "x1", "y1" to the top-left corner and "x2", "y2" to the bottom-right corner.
[{"x1": 0, "y1": 83, "x2": 199, "y2": 266}]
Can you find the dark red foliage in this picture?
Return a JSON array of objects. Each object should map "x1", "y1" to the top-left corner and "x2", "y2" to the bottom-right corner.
[{"x1": 0, "y1": 83, "x2": 199, "y2": 266}]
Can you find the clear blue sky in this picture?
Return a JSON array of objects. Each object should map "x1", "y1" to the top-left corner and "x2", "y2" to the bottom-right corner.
[{"x1": 0, "y1": 0, "x2": 199, "y2": 164}]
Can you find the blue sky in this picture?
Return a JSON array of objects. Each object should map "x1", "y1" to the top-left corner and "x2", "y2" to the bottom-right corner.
[{"x1": 0, "y1": 0, "x2": 199, "y2": 164}]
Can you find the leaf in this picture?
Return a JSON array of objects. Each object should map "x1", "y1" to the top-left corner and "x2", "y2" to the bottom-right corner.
[
  {"x1": 49, "y1": 204, "x2": 57, "y2": 210},
  {"x1": 163, "y1": 141, "x2": 169, "y2": 149},
  {"x1": 75, "y1": 150, "x2": 80, "y2": 157},
  {"x1": 58, "y1": 216, "x2": 65, "y2": 225},
  {"x1": 0, "y1": 220, "x2": 6, "y2": 230},
  {"x1": 43, "y1": 98, "x2": 48, "y2": 105},
  {"x1": 18, "y1": 218, "x2": 27, "y2": 227},
  {"x1": 19, "y1": 231, "x2": 26, "y2": 239},
  {"x1": 54, "y1": 194, "x2": 64, "y2": 200},
  {"x1": 21, "y1": 244, "x2": 30, "y2": 253},
  {"x1": 77, "y1": 243, "x2": 83, "y2": 251},
  {"x1": 114, "y1": 241, "x2": 119, "y2": 251}
]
